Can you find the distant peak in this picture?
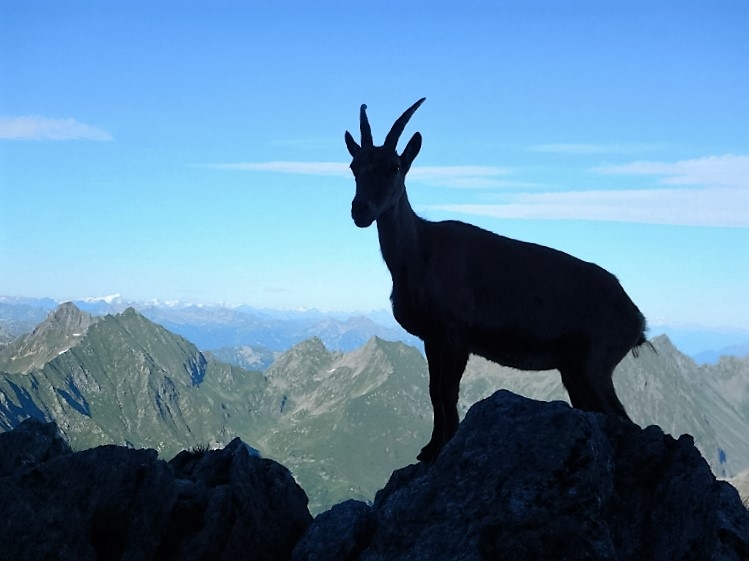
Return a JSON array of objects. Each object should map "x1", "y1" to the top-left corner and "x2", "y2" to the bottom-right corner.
[
  {"x1": 649, "y1": 333, "x2": 678, "y2": 353},
  {"x1": 31, "y1": 302, "x2": 95, "y2": 346},
  {"x1": 0, "y1": 302, "x2": 95, "y2": 374},
  {"x1": 292, "y1": 337, "x2": 328, "y2": 353},
  {"x1": 45, "y1": 302, "x2": 93, "y2": 331}
]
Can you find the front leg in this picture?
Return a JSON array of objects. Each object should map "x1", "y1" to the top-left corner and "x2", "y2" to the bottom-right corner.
[{"x1": 418, "y1": 340, "x2": 469, "y2": 463}]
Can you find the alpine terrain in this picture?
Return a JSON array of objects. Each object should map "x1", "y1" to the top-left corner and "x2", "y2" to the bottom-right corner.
[{"x1": 1, "y1": 302, "x2": 748, "y2": 513}]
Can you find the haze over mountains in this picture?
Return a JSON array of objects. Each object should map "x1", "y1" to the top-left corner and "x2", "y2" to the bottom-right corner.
[
  {"x1": 2, "y1": 294, "x2": 747, "y2": 363},
  {"x1": 1, "y1": 301, "x2": 748, "y2": 513},
  {"x1": 0, "y1": 295, "x2": 420, "y2": 363}
]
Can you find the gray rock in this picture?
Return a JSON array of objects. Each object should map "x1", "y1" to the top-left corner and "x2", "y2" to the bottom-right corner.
[
  {"x1": 0, "y1": 421, "x2": 312, "y2": 561},
  {"x1": 294, "y1": 390, "x2": 749, "y2": 561},
  {"x1": 292, "y1": 499, "x2": 376, "y2": 561},
  {"x1": 0, "y1": 443, "x2": 176, "y2": 560},
  {"x1": 0, "y1": 417, "x2": 71, "y2": 477},
  {"x1": 161, "y1": 438, "x2": 312, "y2": 561}
]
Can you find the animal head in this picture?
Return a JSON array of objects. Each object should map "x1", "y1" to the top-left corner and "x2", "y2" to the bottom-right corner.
[{"x1": 345, "y1": 98, "x2": 425, "y2": 228}]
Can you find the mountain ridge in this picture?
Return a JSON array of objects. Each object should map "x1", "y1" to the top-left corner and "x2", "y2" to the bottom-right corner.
[
  {"x1": 2, "y1": 294, "x2": 747, "y2": 362},
  {"x1": 0, "y1": 302, "x2": 96, "y2": 373},
  {"x1": 0, "y1": 305, "x2": 260, "y2": 455},
  {"x1": 1, "y1": 302, "x2": 748, "y2": 513},
  {"x1": 4, "y1": 400, "x2": 747, "y2": 560}
]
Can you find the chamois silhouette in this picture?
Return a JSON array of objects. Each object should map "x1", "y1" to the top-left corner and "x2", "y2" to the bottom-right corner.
[{"x1": 345, "y1": 98, "x2": 649, "y2": 462}]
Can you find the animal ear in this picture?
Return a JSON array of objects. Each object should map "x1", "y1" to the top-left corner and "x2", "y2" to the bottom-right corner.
[
  {"x1": 400, "y1": 132, "x2": 422, "y2": 172},
  {"x1": 345, "y1": 131, "x2": 361, "y2": 157}
]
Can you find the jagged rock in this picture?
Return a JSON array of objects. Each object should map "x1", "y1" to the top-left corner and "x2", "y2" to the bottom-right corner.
[
  {"x1": 159, "y1": 438, "x2": 312, "y2": 561},
  {"x1": 0, "y1": 419, "x2": 312, "y2": 561},
  {"x1": 0, "y1": 438, "x2": 176, "y2": 560},
  {"x1": 293, "y1": 390, "x2": 749, "y2": 561},
  {"x1": 0, "y1": 417, "x2": 71, "y2": 476},
  {"x1": 727, "y1": 469, "x2": 749, "y2": 506},
  {"x1": 293, "y1": 499, "x2": 376, "y2": 561}
]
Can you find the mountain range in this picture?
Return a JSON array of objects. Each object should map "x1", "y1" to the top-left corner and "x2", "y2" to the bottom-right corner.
[
  {"x1": 0, "y1": 295, "x2": 421, "y2": 361},
  {"x1": 1, "y1": 302, "x2": 748, "y2": 513},
  {"x1": 2, "y1": 294, "x2": 748, "y2": 363}
]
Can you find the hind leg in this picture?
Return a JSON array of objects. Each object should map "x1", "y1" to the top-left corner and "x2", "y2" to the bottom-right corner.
[
  {"x1": 559, "y1": 359, "x2": 629, "y2": 420},
  {"x1": 559, "y1": 366, "x2": 590, "y2": 410},
  {"x1": 418, "y1": 340, "x2": 469, "y2": 463}
]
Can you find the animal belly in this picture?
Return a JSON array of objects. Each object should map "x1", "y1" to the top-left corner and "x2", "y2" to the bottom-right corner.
[
  {"x1": 391, "y1": 289, "x2": 447, "y2": 342},
  {"x1": 392, "y1": 304, "x2": 440, "y2": 342},
  {"x1": 468, "y1": 328, "x2": 560, "y2": 371}
]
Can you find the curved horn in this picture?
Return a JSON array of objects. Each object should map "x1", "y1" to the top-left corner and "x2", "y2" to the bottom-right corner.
[
  {"x1": 384, "y1": 97, "x2": 426, "y2": 149},
  {"x1": 360, "y1": 104, "x2": 373, "y2": 148}
]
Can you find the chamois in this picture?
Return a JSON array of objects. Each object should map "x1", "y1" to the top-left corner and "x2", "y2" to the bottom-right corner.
[{"x1": 345, "y1": 98, "x2": 648, "y2": 462}]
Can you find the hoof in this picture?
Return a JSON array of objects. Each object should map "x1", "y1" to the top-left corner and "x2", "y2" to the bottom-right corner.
[{"x1": 417, "y1": 441, "x2": 441, "y2": 463}]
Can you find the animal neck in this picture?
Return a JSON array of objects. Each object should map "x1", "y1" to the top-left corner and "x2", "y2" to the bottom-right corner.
[{"x1": 376, "y1": 188, "x2": 422, "y2": 276}]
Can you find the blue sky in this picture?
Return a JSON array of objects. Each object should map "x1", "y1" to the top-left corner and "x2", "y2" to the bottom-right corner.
[{"x1": 1, "y1": 0, "x2": 748, "y2": 334}]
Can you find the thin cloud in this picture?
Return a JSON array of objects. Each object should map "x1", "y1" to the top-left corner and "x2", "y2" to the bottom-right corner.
[
  {"x1": 202, "y1": 161, "x2": 513, "y2": 187},
  {"x1": 0, "y1": 116, "x2": 113, "y2": 141},
  {"x1": 530, "y1": 143, "x2": 667, "y2": 155},
  {"x1": 431, "y1": 154, "x2": 749, "y2": 228},
  {"x1": 204, "y1": 161, "x2": 350, "y2": 176},
  {"x1": 409, "y1": 166, "x2": 513, "y2": 188},
  {"x1": 595, "y1": 154, "x2": 748, "y2": 188},
  {"x1": 431, "y1": 187, "x2": 748, "y2": 228},
  {"x1": 530, "y1": 143, "x2": 622, "y2": 155}
]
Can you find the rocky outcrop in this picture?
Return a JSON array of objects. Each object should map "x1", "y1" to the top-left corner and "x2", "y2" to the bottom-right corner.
[
  {"x1": 0, "y1": 418, "x2": 312, "y2": 561},
  {"x1": 159, "y1": 440, "x2": 312, "y2": 561},
  {"x1": 293, "y1": 391, "x2": 749, "y2": 561},
  {"x1": 727, "y1": 469, "x2": 749, "y2": 506},
  {"x1": 3, "y1": 391, "x2": 749, "y2": 561}
]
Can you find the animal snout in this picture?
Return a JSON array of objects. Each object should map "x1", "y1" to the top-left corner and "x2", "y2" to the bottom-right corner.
[{"x1": 351, "y1": 198, "x2": 374, "y2": 228}]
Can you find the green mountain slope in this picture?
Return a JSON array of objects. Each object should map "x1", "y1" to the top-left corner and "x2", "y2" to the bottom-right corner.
[
  {"x1": 0, "y1": 305, "x2": 266, "y2": 456},
  {"x1": 1, "y1": 303, "x2": 747, "y2": 513},
  {"x1": 256, "y1": 336, "x2": 431, "y2": 509},
  {"x1": 460, "y1": 335, "x2": 749, "y2": 478},
  {"x1": 0, "y1": 305, "x2": 432, "y2": 512}
]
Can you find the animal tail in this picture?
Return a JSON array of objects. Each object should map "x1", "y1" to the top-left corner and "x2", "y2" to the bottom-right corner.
[{"x1": 631, "y1": 311, "x2": 656, "y2": 357}]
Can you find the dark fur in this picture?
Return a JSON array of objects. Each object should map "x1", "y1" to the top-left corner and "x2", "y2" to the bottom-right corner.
[{"x1": 346, "y1": 99, "x2": 648, "y2": 462}]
